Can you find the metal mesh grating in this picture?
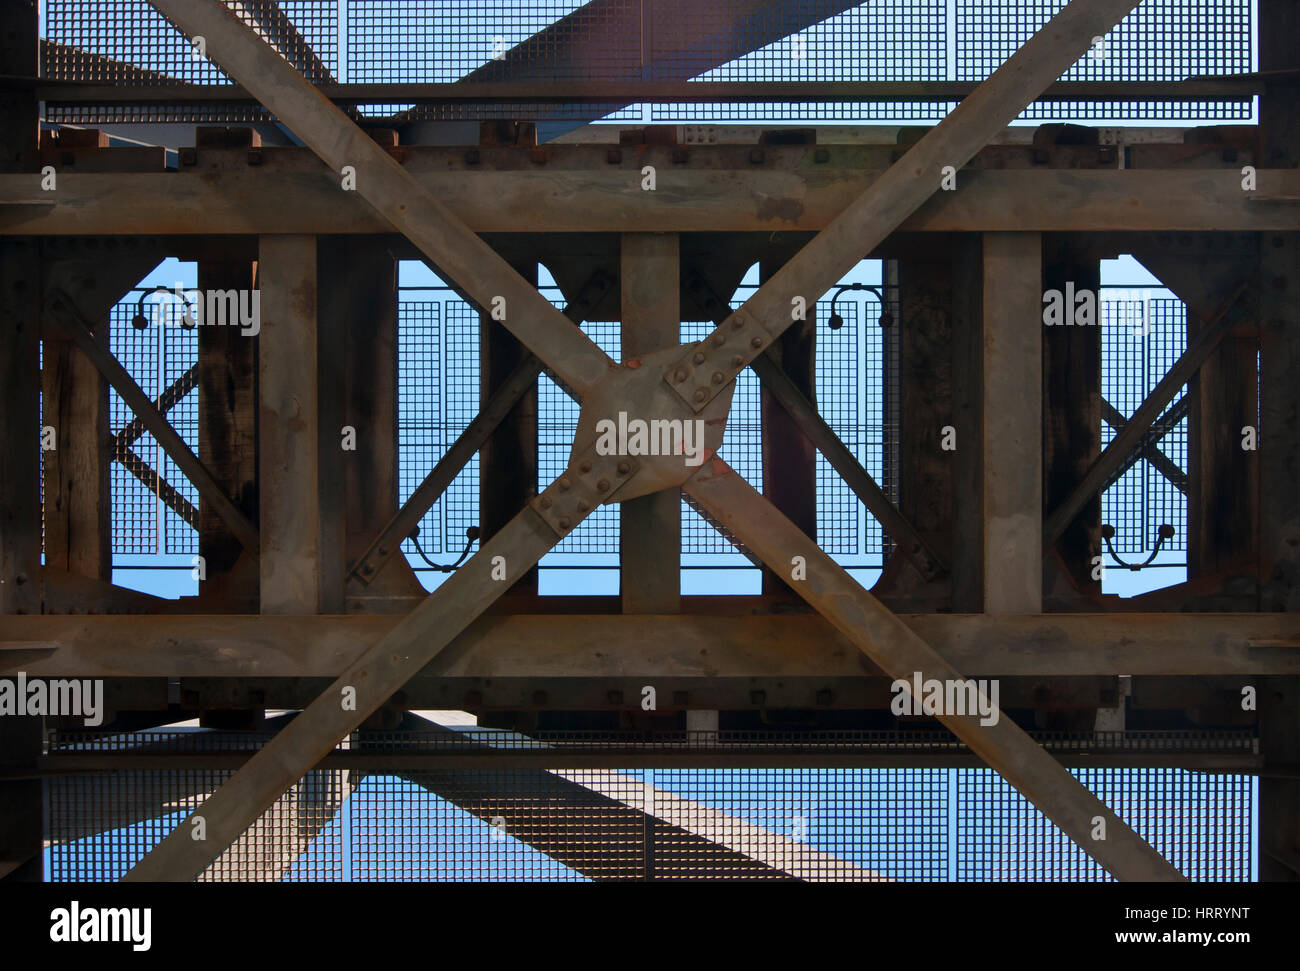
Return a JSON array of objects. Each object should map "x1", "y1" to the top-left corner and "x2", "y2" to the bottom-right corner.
[
  {"x1": 106, "y1": 293, "x2": 200, "y2": 558},
  {"x1": 44, "y1": 729, "x2": 1256, "y2": 882},
  {"x1": 1100, "y1": 294, "x2": 1188, "y2": 560},
  {"x1": 955, "y1": 0, "x2": 1253, "y2": 122}
]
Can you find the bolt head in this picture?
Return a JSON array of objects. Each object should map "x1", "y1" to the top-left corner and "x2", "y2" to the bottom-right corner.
[
  {"x1": 559, "y1": 477, "x2": 572, "y2": 491},
  {"x1": 617, "y1": 461, "x2": 631, "y2": 475},
  {"x1": 750, "y1": 336, "x2": 763, "y2": 349},
  {"x1": 731, "y1": 355, "x2": 744, "y2": 367},
  {"x1": 731, "y1": 317, "x2": 745, "y2": 330},
  {"x1": 711, "y1": 371, "x2": 724, "y2": 385},
  {"x1": 540, "y1": 496, "x2": 552, "y2": 509},
  {"x1": 693, "y1": 387, "x2": 709, "y2": 403},
  {"x1": 580, "y1": 460, "x2": 592, "y2": 473},
  {"x1": 712, "y1": 332, "x2": 725, "y2": 347},
  {"x1": 692, "y1": 351, "x2": 705, "y2": 365},
  {"x1": 558, "y1": 517, "x2": 572, "y2": 530},
  {"x1": 674, "y1": 367, "x2": 688, "y2": 383},
  {"x1": 577, "y1": 500, "x2": 590, "y2": 513},
  {"x1": 596, "y1": 478, "x2": 610, "y2": 492}
]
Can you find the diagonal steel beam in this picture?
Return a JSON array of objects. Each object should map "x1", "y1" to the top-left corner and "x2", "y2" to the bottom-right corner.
[
  {"x1": 349, "y1": 271, "x2": 614, "y2": 585},
  {"x1": 113, "y1": 362, "x2": 198, "y2": 455},
  {"x1": 123, "y1": 451, "x2": 636, "y2": 881},
  {"x1": 229, "y1": 1, "x2": 335, "y2": 83},
  {"x1": 44, "y1": 289, "x2": 258, "y2": 553},
  {"x1": 112, "y1": 438, "x2": 200, "y2": 528},
  {"x1": 683, "y1": 458, "x2": 1183, "y2": 881},
  {"x1": 149, "y1": 0, "x2": 612, "y2": 399},
  {"x1": 666, "y1": 0, "x2": 1143, "y2": 412},
  {"x1": 1045, "y1": 282, "x2": 1248, "y2": 547},
  {"x1": 1101, "y1": 395, "x2": 1188, "y2": 495}
]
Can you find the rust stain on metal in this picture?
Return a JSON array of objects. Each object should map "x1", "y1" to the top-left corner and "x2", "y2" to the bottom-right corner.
[{"x1": 755, "y1": 195, "x2": 805, "y2": 224}]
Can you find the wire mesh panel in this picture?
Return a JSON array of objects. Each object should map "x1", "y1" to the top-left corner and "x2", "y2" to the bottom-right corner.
[
  {"x1": 651, "y1": 0, "x2": 954, "y2": 124},
  {"x1": 1100, "y1": 294, "x2": 1188, "y2": 561},
  {"x1": 45, "y1": 729, "x2": 1256, "y2": 882},
  {"x1": 103, "y1": 292, "x2": 201, "y2": 559},
  {"x1": 43, "y1": 0, "x2": 339, "y2": 123},
  {"x1": 957, "y1": 767, "x2": 1253, "y2": 881},
  {"x1": 956, "y1": 0, "x2": 1253, "y2": 121}
]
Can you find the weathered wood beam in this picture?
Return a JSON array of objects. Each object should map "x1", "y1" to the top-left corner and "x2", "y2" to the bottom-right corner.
[
  {"x1": 259, "y1": 235, "x2": 319, "y2": 614},
  {"x1": 6, "y1": 612, "x2": 1300, "y2": 679},
  {"x1": 984, "y1": 233, "x2": 1042, "y2": 612},
  {"x1": 6, "y1": 168, "x2": 1299, "y2": 236},
  {"x1": 684, "y1": 458, "x2": 1182, "y2": 881},
  {"x1": 0, "y1": 239, "x2": 41, "y2": 615},
  {"x1": 621, "y1": 233, "x2": 681, "y2": 612}
]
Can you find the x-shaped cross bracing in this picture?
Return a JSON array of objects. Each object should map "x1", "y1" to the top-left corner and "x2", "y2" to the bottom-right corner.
[{"x1": 127, "y1": 0, "x2": 1182, "y2": 881}]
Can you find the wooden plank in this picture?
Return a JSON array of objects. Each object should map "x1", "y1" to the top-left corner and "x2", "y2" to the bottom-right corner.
[
  {"x1": 6, "y1": 168, "x2": 1300, "y2": 236},
  {"x1": 0, "y1": 239, "x2": 41, "y2": 615},
  {"x1": 1042, "y1": 234, "x2": 1101, "y2": 591},
  {"x1": 950, "y1": 235, "x2": 984, "y2": 611},
  {"x1": 258, "y1": 235, "x2": 319, "y2": 614},
  {"x1": 197, "y1": 259, "x2": 259, "y2": 609},
  {"x1": 983, "y1": 233, "x2": 1042, "y2": 613},
  {"x1": 6, "y1": 611, "x2": 1300, "y2": 678},
  {"x1": 684, "y1": 458, "x2": 1182, "y2": 881},
  {"x1": 481, "y1": 260, "x2": 540, "y2": 596},
  {"x1": 621, "y1": 233, "x2": 681, "y2": 612}
]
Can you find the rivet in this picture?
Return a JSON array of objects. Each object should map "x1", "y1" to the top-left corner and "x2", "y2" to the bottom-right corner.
[
  {"x1": 711, "y1": 371, "x2": 724, "y2": 385},
  {"x1": 577, "y1": 500, "x2": 590, "y2": 513},
  {"x1": 580, "y1": 460, "x2": 592, "y2": 473},
  {"x1": 559, "y1": 477, "x2": 572, "y2": 491},
  {"x1": 751, "y1": 336, "x2": 763, "y2": 348},
  {"x1": 674, "y1": 367, "x2": 688, "y2": 383},
  {"x1": 540, "y1": 496, "x2": 552, "y2": 509},
  {"x1": 731, "y1": 317, "x2": 745, "y2": 330},
  {"x1": 617, "y1": 461, "x2": 631, "y2": 475},
  {"x1": 731, "y1": 355, "x2": 744, "y2": 367},
  {"x1": 712, "y1": 332, "x2": 725, "y2": 347},
  {"x1": 693, "y1": 387, "x2": 709, "y2": 403},
  {"x1": 692, "y1": 351, "x2": 705, "y2": 365},
  {"x1": 558, "y1": 517, "x2": 572, "y2": 530},
  {"x1": 597, "y1": 478, "x2": 610, "y2": 492}
]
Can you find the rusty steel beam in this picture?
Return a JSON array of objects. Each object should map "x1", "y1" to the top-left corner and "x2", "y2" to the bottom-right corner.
[{"x1": 684, "y1": 458, "x2": 1183, "y2": 881}]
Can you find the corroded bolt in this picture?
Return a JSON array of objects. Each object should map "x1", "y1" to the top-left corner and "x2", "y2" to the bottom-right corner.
[
  {"x1": 596, "y1": 478, "x2": 610, "y2": 492},
  {"x1": 711, "y1": 371, "x2": 725, "y2": 385},
  {"x1": 731, "y1": 317, "x2": 745, "y2": 330},
  {"x1": 712, "y1": 332, "x2": 726, "y2": 347},
  {"x1": 580, "y1": 460, "x2": 592, "y2": 473},
  {"x1": 617, "y1": 461, "x2": 631, "y2": 475},
  {"x1": 558, "y1": 517, "x2": 572, "y2": 530},
  {"x1": 693, "y1": 387, "x2": 709, "y2": 403},
  {"x1": 673, "y1": 367, "x2": 689, "y2": 383},
  {"x1": 559, "y1": 477, "x2": 572, "y2": 491},
  {"x1": 750, "y1": 336, "x2": 763, "y2": 349},
  {"x1": 692, "y1": 351, "x2": 706, "y2": 365},
  {"x1": 540, "y1": 496, "x2": 552, "y2": 509},
  {"x1": 731, "y1": 355, "x2": 744, "y2": 367}
]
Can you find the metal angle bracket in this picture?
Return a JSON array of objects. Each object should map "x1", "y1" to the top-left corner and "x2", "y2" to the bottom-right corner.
[
  {"x1": 531, "y1": 451, "x2": 640, "y2": 538},
  {"x1": 664, "y1": 310, "x2": 766, "y2": 413}
]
